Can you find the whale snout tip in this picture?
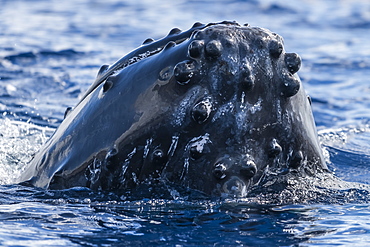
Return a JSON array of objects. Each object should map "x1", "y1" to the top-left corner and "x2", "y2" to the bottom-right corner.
[{"x1": 221, "y1": 176, "x2": 249, "y2": 197}]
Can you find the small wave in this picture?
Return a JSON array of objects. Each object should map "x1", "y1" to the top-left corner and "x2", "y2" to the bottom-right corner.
[
  {"x1": 311, "y1": 57, "x2": 370, "y2": 70},
  {"x1": 319, "y1": 125, "x2": 370, "y2": 184},
  {"x1": 318, "y1": 124, "x2": 370, "y2": 147},
  {"x1": 3, "y1": 49, "x2": 83, "y2": 66},
  {"x1": 39, "y1": 49, "x2": 82, "y2": 57},
  {"x1": 260, "y1": 2, "x2": 297, "y2": 15}
]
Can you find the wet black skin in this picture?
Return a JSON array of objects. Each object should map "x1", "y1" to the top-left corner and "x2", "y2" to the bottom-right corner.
[{"x1": 19, "y1": 21, "x2": 327, "y2": 197}]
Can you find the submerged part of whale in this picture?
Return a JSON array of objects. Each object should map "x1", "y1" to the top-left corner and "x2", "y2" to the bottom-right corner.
[{"x1": 19, "y1": 21, "x2": 327, "y2": 197}]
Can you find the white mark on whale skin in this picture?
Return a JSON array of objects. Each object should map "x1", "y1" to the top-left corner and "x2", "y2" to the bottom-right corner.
[
  {"x1": 120, "y1": 147, "x2": 137, "y2": 182},
  {"x1": 167, "y1": 135, "x2": 179, "y2": 158},
  {"x1": 126, "y1": 147, "x2": 137, "y2": 161},
  {"x1": 86, "y1": 158, "x2": 102, "y2": 185},
  {"x1": 250, "y1": 98, "x2": 262, "y2": 114},
  {"x1": 171, "y1": 98, "x2": 188, "y2": 127},
  {"x1": 132, "y1": 172, "x2": 138, "y2": 184},
  {"x1": 187, "y1": 133, "x2": 211, "y2": 154},
  {"x1": 171, "y1": 87, "x2": 201, "y2": 127},
  {"x1": 180, "y1": 133, "x2": 212, "y2": 181},
  {"x1": 143, "y1": 138, "x2": 153, "y2": 159},
  {"x1": 180, "y1": 157, "x2": 190, "y2": 181},
  {"x1": 212, "y1": 102, "x2": 234, "y2": 122},
  {"x1": 233, "y1": 97, "x2": 264, "y2": 131}
]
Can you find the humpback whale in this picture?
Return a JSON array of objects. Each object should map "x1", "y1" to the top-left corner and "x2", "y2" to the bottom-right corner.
[{"x1": 19, "y1": 21, "x2": 327, "y2": 198}]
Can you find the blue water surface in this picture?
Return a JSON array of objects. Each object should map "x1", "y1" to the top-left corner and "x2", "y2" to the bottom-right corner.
[{"x1": 1, "y1": 0, "x2": 370, "y2": 246}]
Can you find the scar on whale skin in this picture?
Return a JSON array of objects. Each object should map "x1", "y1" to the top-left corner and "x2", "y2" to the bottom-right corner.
[{"x1": 19, "y1": 21, "x2": 327, "y2": 198}]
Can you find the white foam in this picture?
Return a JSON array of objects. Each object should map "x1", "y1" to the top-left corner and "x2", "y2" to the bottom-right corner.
[{"x1": 0, "y1": 118, "x2": 54, "y2": 184}]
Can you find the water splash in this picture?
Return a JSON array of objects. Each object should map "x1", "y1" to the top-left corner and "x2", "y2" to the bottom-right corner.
[
  {"x1": 0, "y1": 118, "x2": 54, "y2": 184},
  {"x1": 318, "y1": 124, "x2": 370, "y2": 150}
]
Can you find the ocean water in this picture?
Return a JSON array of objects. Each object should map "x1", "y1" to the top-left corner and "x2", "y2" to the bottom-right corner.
[{"x1": 0, "y1": 0, "x2": 370, "y2": 246}]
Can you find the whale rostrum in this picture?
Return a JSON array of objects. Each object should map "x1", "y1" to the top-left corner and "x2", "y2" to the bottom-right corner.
[{"x1": 19, "y1": 21, "x2": 327, "y2": 198}]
